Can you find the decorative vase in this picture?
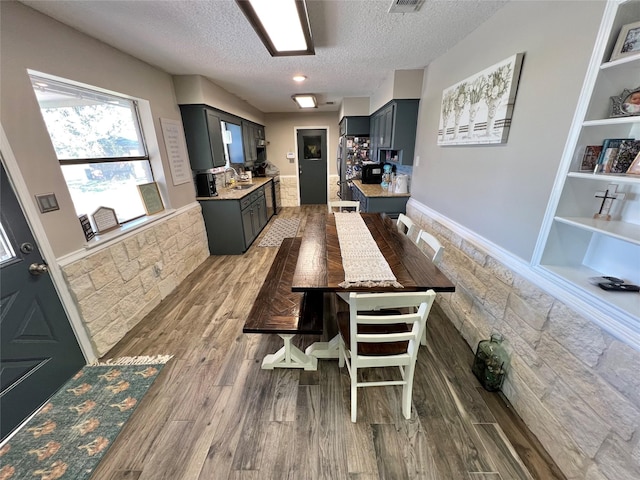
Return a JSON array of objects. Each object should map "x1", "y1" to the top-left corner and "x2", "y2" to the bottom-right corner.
[
  {"x1": 468, "y1": 102, "x2": 480, "y2": 137},
  {"x1": 472, "y1": 333, "x2": 508, "y2": 392}
]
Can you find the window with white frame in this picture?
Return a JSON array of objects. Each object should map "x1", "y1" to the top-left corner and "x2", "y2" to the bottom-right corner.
[{"x1": 29, "y1": 74, "x2": 155, "y2": 224}]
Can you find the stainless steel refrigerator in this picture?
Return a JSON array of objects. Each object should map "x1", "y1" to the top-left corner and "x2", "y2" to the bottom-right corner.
[{"x1": 337, "y1": 135, "x2": 370, "y2": 199}]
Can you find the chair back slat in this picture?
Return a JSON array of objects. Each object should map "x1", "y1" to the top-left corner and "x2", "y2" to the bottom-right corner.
[
  {"x1": 348, "y1": 291, "x2": 435, "y2": 355},
  {"x1": 416, "y1": 229, "x2": 444, "y2": 265},
  {"x1": 396, "y1": 213, "x2": 415, "y2": 237},
  {"x1": 328, "y1": 200, "x2": 360, "y2": 213}
]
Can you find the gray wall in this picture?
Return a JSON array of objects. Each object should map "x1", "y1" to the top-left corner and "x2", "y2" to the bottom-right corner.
[
  {"x1": 1, "y1": 1, "x2": 196, "y2": 257},
  {"x1": 411, "y1": 0, "x2": 606, "y2": 261}
]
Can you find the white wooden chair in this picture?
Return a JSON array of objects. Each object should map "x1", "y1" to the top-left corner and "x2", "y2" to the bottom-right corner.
[
  {"x1": 328, "y1": 200, "x2": 360, "y2": 213},
  {"x1": 415, "y1": 229, "x2": 444, "y2": 345},
  {"x1": 337, "y1": 290, "x2": 437, "y2": 422},
  {"x1": 396, "y1": 213, "x2": 415, "y2": 237},
  {"x1": 416, "y1": 229, "x2": 444, "y2": 266}
]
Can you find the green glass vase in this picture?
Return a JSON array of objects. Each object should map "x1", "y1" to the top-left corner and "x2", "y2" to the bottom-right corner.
[{"x1": 472, "y1": 333, "x2": 508, "y2": 392}]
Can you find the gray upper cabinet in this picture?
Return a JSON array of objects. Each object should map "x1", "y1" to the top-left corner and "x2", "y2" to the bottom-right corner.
[
  {"x1": 179, "y1": 105, "x2": 226, "y2": 170},
  {"x1": 370, "y1": 99, "x2": 419, "y2": 165},
  {"x1": 242, "y1": 121, "x2": 266, "y2": 166},
  {"x1": 339, "y1": 116, "x2": 370, "y2": 137}
]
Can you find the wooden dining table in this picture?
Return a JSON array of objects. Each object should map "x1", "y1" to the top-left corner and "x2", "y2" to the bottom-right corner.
[{"x1": 292, "y1": 212, "x2": 455, "y2": 360}]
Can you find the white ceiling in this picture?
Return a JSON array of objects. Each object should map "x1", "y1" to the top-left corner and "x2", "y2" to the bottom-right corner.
[{"x1": 20, "y1": 0, "x2": 508, "y2": 113}]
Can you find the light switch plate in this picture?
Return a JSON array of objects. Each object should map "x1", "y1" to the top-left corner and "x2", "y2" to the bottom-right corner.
[{"x1": 35, "y1": 193, "x2": 59, "y2": 213}]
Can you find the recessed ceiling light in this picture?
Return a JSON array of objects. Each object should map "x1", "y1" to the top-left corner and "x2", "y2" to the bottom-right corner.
[
  {"x1": 293, "y1": 75, "x2": 307, "y2": 82},
  {"x1": 236, "y1": 0, "x2": 315, "y2": 57},
  {"x1": 292, "y1": 94, "x2": 317, "y2": 109}
]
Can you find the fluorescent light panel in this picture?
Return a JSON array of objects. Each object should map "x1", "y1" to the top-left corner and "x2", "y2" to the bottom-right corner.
[
  {"x1": 237, "y1": 0, "x2": 314, "y2": 56},
  {"x1": 292, "y1": 94, "x2": 317, "y2": 108}
]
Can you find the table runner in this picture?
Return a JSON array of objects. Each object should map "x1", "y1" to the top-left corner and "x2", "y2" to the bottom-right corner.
[{"x1": 334, "y1": 212, "x2": 403, "y2": 288}]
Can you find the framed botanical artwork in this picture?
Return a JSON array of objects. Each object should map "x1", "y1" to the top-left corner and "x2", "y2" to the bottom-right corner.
[
  {"x1": 610, "y1": 87, "x2": 640, "y2": 117},
  {"x1": 137, "y1": 182, "x2": 164, "y2": 215},
  {"x1": 610, "y1": 21, "x2": 640, "y2": 62},
  {"x1": 437, "y1": 53, "x2": 524, "y2": 146},
  {"x1": 626, "y1": 152, "x2": 640, "y2": 175}
]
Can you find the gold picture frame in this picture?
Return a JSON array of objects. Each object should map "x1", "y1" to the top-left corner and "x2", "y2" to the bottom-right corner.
[{"x1": 137, "y1": 182, "x2": 165, "y2": 215}]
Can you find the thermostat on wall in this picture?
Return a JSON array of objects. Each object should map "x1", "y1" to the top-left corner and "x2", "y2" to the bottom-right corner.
[{"x1": 286, "y1": 152, "x2": 295, "y2": 159}]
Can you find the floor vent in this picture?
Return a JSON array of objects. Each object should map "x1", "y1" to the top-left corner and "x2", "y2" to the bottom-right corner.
[{"x1": 388, "y1": 0, "x2": 425, "y2": 14}]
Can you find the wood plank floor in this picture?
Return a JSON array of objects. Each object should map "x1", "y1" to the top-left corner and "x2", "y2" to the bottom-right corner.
[{"x1": 92, "y1": 205, "x2": 565, "y2": 480}]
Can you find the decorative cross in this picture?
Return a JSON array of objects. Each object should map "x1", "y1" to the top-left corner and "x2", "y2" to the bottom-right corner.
[{"x1": 594, "y1": 184, "x2": 625, "y2": 221}]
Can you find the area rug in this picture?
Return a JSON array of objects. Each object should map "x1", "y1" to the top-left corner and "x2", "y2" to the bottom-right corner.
[
  {"x1": 258, "y1": 217, "x2": 301, "y2": 247},
  {"x1": 0, "y1": 355, "x2": 172, "y2": 480}
]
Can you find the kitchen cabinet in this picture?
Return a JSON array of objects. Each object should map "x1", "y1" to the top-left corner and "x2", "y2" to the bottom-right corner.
[
  {"x1": 533, "y1": 0, "x2": 640, "y2": 339},
  {"x1": 242, "y1": 121, "x2": 266, "y2": 166},
  {"x1": 369, "y1": 99, "x2": 419, "y2": 165},
  {"x1": 349, "y1": 182, "x2": 409, "y2": 218},
  {"x1": 179, "y1": 105, "x2": 226, "y2": 170},
  {"x1": 199, "y1": 182, "x2": 271, "y2": 254},
  {"x1": 241, "y1": 187, "x2": 268, "y2": 248},
  {"x1": 339, "y1": 116, "x2": 370, "y2": 136}
]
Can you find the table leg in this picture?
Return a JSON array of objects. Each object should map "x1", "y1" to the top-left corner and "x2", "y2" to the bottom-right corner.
[
  {"x1": 305, "y1": 334, "x2": 341, "y2": 359},
  {"x1": 261, "y1": 334, "x2": 318, "y2": 370}
]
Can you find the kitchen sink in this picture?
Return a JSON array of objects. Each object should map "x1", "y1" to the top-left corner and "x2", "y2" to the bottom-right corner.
[{"x1": 234, "y1": 184, "x2": 254, "y2": 190}]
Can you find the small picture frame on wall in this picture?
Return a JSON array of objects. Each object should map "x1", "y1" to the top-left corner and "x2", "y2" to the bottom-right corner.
[
  {"x1": 137, "y1": 182, "x2": 164, "y2": 215},
  {"x1": 610, "y1": 87, "x2": 640, "y2": 117},
  {"x1": 610, "y1": 21, "x2": 640, "y2": 62}
]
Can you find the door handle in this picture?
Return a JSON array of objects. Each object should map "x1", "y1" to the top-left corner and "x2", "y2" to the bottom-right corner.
[{"x1": 29, "y1": 263, "x2": 49, "y2": 275}]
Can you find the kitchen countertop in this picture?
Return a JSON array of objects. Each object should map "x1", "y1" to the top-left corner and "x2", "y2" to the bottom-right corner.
[
  {"x1": 197, "y1": 176, "x2": 272, "y2": 201},
  {"x1": 351, "y1": 179, "x2": 410, "y2": 198}
]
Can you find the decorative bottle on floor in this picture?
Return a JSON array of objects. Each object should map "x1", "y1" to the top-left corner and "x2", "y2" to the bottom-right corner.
[{"x1": 472, "y1": 333, "x2": 508, "y2": 392}]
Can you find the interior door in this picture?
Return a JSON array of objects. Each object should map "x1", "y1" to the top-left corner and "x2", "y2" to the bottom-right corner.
[
  {"x1": 0, "y1": 161, "x2": 85, "y2": 440},
  {"x1": 297, "y1": 129, "x2": 327, "y2": 205}
]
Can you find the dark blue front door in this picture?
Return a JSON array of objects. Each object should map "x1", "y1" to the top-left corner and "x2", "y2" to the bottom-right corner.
[{"x1": 0, "y1": 160, "x2": 85, "y2": 440}]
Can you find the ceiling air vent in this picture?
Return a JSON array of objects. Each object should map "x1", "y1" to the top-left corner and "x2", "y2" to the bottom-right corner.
[{"x1": 388, "y1": 0, "x2": 425, "y2": 14}]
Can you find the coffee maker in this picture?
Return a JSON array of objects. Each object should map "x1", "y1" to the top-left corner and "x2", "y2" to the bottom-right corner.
[{"x1": 195, "y1": 172, "x2": 218, "y2": 197}]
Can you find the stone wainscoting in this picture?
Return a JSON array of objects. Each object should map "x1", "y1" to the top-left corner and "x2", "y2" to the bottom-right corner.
[
  {"x1": 406, "y1": 200, "x2": 640, "y2": 480},
  {"x1": 60, "y1": 203, "x2": 209, "y2": 357},
  {"x1": 280, "y1": 174, "x2": 340, "y2": 206}
]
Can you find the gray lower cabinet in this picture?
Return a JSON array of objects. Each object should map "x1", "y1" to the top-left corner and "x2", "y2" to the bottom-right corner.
[
  {"x1": 200, "y1": 184, "x2": 271, "y2": 254},
  {"x1": 349, "y1": 184, "x2": 408, "y2": 218}
]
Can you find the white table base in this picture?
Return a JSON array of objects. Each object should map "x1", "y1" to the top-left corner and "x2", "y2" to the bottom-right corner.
[{"x1": 261, "y1": 334, "x2": 318, "y2": 371}]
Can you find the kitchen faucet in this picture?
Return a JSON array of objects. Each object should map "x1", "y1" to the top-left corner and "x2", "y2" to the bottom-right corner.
[{"x1": 224, "y1": 166, "x2": 239, "y2": 186}]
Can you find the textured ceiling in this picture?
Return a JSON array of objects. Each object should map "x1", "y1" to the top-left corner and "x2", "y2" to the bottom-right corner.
[{"x1": 20, "y1": 0, "x2": 508, "y2": 113}]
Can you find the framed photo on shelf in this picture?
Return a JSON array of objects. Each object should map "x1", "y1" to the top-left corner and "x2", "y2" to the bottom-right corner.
[
  {"x1": 610, "y1": 87, "x2": 640, "y2": 117},
  {"x1": 626, "y1": 152, "x2": 640, "y2": 175},
  {"x1": 580, "y1": 145, "x2": 602, "y2": 171},
  {"x1": 610, "y1": 21, "x2": 640, "y2": 61},
  {"x1": 137, "y1": 182, "x2": 165, "y2": 215}
]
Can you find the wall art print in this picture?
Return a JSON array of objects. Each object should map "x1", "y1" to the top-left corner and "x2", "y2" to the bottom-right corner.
[{"x1": 438, "y1": 53, "x2": 524, "y2": 146}]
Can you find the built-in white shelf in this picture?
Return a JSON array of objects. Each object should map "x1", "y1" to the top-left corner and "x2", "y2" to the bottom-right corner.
[
  {"x1": 600, "y1": 52, "x2": 640, "y2": 70},
  {"x1": 554, "y1": 216, "x2": 640, "y2": 245},
  {"x1": 583, "y1": 116, "x2": 640, "y2": 127},
  {"x1": 539, "y1": 263, "x2": 640, "y2": 323},
  {"x1": 567, "y1": 171, "x2": 640, "y2": 184}
]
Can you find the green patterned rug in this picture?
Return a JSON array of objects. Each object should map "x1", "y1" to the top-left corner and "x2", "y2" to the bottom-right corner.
[{"x1": 0, "y1": 355, "x2": 171, "y2": 480}]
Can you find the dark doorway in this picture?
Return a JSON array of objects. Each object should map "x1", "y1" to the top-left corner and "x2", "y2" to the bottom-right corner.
[
  {"x1": 0, "y1": 160, "x2": 85, "y2": 440},
  {"x1": 297, "y1": 129, "x2": 327, "y2": 205}
]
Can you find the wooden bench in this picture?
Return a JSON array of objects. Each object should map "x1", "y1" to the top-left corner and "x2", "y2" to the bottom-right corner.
[{"x1": 243, "y1": 237, "x2": 324, "y2": 370}]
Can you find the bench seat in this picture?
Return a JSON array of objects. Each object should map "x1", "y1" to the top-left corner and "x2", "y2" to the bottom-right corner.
[{"x1": 243, "y1": 237, "x2": 323, "y2": 369}]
